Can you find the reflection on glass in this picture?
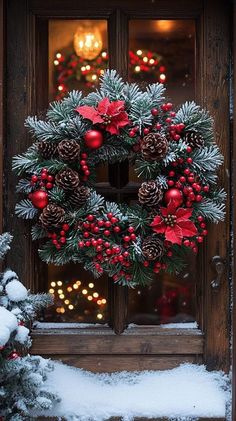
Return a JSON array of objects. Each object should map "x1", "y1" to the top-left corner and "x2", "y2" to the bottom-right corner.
[
  {"x1": 44, "y1": 264, "x2": 108, "y2": 323},
  {"x1": 129, "y1": 266, "x2": 196, "y2": 325},
  {"x1": 129, "y1": 20, "x2": 195, "y2": 104},
  {"x1": 49, "y1": 20, "x2": 108, "y2": 101},
  {"x1": 128, "y1": 20, "x2": 196, "y2": 325}
]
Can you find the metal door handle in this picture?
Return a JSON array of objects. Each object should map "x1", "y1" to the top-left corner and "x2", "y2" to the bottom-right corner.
[{"x1": 211, "y1": 256, "x2": 225, "y2": 289}]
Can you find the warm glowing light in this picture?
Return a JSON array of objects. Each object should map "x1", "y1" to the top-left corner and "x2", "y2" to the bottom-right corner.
[
  {"x1": 82, "y1": 289, "x2": 88, "y2": 295},
  {"x1": 101, "y1": 299, "x2": 107, "y2": 304},
  {"x1": 87, "y1": 295, "x2": 93, "y2": 301},
  {"x1": 93, "y1": 292, "x2": 99, "y2": 298},
  {"x1": 68, "y1": 304, "x2": 74, "y2": 310},
  {"x1": 74, "y1": 26, "x2": 103, "y2": 60},
  {"x1": 49, "y1": 288, "x2": 54, "y2": 294},
  {"x1": 56, "y1": 307, "x2": 61, "y2": 313},
  {"x1": 89, "y1": 283, "x2": 94, "y2": 288},
  {"x1": 136, "y1": 50, "x2": 142, "y2": 55},
  {"x1": 143, "y1": 56, "x2": 148, "y2": 63},
  {"x1": 81, "y1": 66, "x2": 86, "y2": 71},
  {"x1": 60, "y1": 307, "x2": 65, "y2": 314},
  {"x1": 159, "y1": 73, "x2": 166, "y2": 82},
  {"x1": 86, "y1": 65, "x2": 91, "y2": 70},
  {"x1": 51, "y1": 282, "x2": 56, "y2": 287},
  {"x1": 58, "y1": 289, "x2": 63, "y2": 294},
  {"x1": 134, "y1": 66, "x2": 141, "y2": 72},
  {"x1": 59, "y1": 294, "x2": 65, "y2": 299},
  {"x1": 64, "y1": 299, "x2": 70, "y2": 305},
  {"x1": 67, "y1": 286, "x2": 73, "y2": 292},
  {"x1": 57, "y1": 281, "x2": 63, "y2": 286},
  {"x1": 97, "y1": 313, "x2": 103, "y2": 320},
  {"x1": 97, "y1": 300, "x2": 102, "y2": 305},
  {"x1": 149, "y1": 58, "x2": 155, "y2": 65},
  {"x1": 73, "y1": 284, "x2": 79, "y2": 289},
  {"x1": 76, "y1": 281, "x2": 81, "y2": 286},
  {"x1": 91, "y1": 74, "x2": 97, "y2": 81},
  {"x1": 58, "y1": 85, "x2": 63, "y2": 91},
  {"x1": 101, "y1": 51, "x2": 107, "y2": 58},
  {"x1": 56, "y1": 53, "x2": 62, "y2": 59},
  {"x1": 100, "y1": 69, "x2": 104, "y2": 75},
  {"x1": 156, "y1": 20, "x2": 173, "y2": 32},
  {"x1": 54, "y1": 60, "x2": 59, "y2": 66}
]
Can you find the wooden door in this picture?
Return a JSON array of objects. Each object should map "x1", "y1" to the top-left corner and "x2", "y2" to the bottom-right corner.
[{"x1": 3, "y1": 0, "x2": 231, "y2": 374}]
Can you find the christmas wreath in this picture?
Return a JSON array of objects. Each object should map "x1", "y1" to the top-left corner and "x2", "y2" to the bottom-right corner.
[{"x1": 13, "y1": 70, "x2": 226, "y2": 287}]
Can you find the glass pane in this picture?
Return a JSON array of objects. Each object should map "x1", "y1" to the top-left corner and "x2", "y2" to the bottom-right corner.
[
  {"x1": 128, "y1": 20, "x2": 196, "y2": 325},
  {"x1": 45, "y1": 19, "x2": 109, "y2": 323},
  {"x1": 45, "y1": 264, "x2": 108, "y2": 323},
  {"x1": 128, "y1": 19, "x2": 195, "y2": 183}
]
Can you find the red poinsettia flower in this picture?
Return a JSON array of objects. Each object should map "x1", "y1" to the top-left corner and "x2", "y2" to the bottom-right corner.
[
  {"x1": 150, "y1": 201, "x2": 198, "y2": 245},
  {"x1": 76, "y1": 97, "x2": 131, "y2": 135}
]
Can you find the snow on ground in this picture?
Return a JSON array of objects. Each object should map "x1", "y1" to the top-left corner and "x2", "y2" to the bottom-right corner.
[{"x1": 38, "y1": 362, "x2": 230, "y2": 420}]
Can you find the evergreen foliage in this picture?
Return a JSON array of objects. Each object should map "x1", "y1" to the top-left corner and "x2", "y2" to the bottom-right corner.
[{"x1": 0, "y1": 233, "x2": 59, "y2": 420}]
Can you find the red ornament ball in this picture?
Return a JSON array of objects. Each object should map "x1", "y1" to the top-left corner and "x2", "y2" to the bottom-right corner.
[
  {"x1": 30, "y1": 190, "x2": 49, "y2": 209},
  {"x1": 84, "y1": 130, "x2": 103, "y2": 149},
  {"x1": 7, "y1": 351, "x2": 20, "y2": 360},
  {"x1": 164, "y1": 188, "x2": 183, "y2": 207}
]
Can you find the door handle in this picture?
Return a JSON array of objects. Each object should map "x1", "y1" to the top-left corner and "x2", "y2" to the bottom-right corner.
[{"x1": 211, "y1": 256, "x2": 225, "y2": 289}]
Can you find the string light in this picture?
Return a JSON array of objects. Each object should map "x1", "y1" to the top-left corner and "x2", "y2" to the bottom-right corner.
[
  {"x1": 135, "y1": 66, "x2": 141, "y2": 72},
  {"x1": 49, "y1": 288, "x2": 54, "y2": 294},
  {"x1": 136, "y1": 49, "x2": 142, "y2": 55},
  {"x1": 143, "y1": 56, "x2": 148, "y2": 63},
  {"x1": 49, "y1": 279, "x2": 107, "y2": 319},
  {"x1": 54, "y1": 60, "x2": 59, "y2": 66},
  {"x1": 160, "y1": 73, "x2": 166, "y2": 82},
  {"x1": 51, "y1": 282, "x2": 56, "y2": 287},
  {"x1": 56, "y1": 53, "x2": 62, "y2": 59}
]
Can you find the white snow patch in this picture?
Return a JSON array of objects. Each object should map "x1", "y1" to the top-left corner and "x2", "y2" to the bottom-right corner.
[
  {"x1": 1, "y1": 269, "x2": 18, "y2": 285},
  {"x1": 0, "y1": 326, "x2": 10, "y2": 347},
  {"x1": 15, "y1": 325, "x2": 30, "y2": 344},
  {"x1": 160, "y1": 322, "x2": 198, "y2": 329},
  {"x1": 5, "y1": 279, "x2": 28, "y2": 302},
  {"x1": 0, "y1": 306, "x2": 18, "y2": 332},
  {"x1": 34, "y1": 322, "x2": 108, "y2": 329},
  {"x1": 39, "y1": 362, "x2": 230, "y2": 420}
]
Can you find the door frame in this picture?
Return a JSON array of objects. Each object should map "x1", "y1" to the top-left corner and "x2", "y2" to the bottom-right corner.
[{"x1": 1, "y1": 0, "x2": 233, "y2": 405}]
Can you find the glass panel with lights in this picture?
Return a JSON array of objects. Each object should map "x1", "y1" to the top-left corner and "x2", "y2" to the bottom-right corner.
[
  {"x1": 128, "y1": 20, "x2": 197, "y2": 325},
  {"x1": 45, "y1": 20, "x2": 109, "y2": 323}
]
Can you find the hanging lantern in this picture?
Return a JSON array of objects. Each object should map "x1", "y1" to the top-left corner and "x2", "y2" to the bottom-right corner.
[{"x1": 73, "y1": 25, "x2": 103, "y2": 60}]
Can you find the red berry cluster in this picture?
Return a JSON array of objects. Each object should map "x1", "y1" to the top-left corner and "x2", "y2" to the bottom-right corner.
[
  {"x1": 78, "y1": 213, "x2": 137, "y2": 282},
  {"x1": 31, "y1": 168, "x2": 54, "y2": 190},
  {"x1": 48, "y1": 223, "x2": 70, "y2": 249},
  {"x1": 143, "y1": 259, "x2": 167, "y2": 274},
  {"x1": 80, "y1": 152, "x2": 90, "y2": 181}
]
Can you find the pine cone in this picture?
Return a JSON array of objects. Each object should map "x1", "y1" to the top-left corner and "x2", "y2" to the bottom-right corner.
[
  {"x1": 55, "y1": 168, "x2": 80, "y2": 191},
  {"x1": 140, "y1": 132, "x2": 169, "y2": 161},
  {"x1": 142, "y1": 236, "x2": 164, "y2": 261},
  {"x1": 58, "y1": 139, "x2": 80, "y2": 163},
  {"x1": 38, "y1": 141, "x2": 58, "y2": 159},
  {"x1": 69, "y1": 186, "x2": 91, "y2": 207},
  {"x1": 39, "y1": 204, "x2": 65, "y2": 230},
  {"x1": 138, "y1": 181, "x2": 163, "y2": 207},
  {"x1": 183, "y1": 131, "x2": 204, "y2": 149}
]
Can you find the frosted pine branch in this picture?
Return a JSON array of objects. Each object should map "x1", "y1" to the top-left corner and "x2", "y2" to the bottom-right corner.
[
  {"x1": 15, "y1": 199, "x2": 38, "y2": 219},
  {"x1": 25, "y1": 117, "x2": 65, "y2": 141},
  {"x1": 146, "y1": 83, "x2": 166, "y2": 107},
  {"x1": 174, "y1": 101, "x2": 214, "y2": 144},
  {"x1": 0, "y1": 233, "x2": 13, "y2": 260},
  {"x1": 129, "y1": 92, "x2": 153, "y2": 126},
  {"x1": 190, "y1": 145, "x2": 223, "y2": 172},
  {"x1": 100, "y1": 69, "x2": 125, "y2": 100},
  {"x1": 194, "y1": 198, "x2": 225, "y2": 222}
]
